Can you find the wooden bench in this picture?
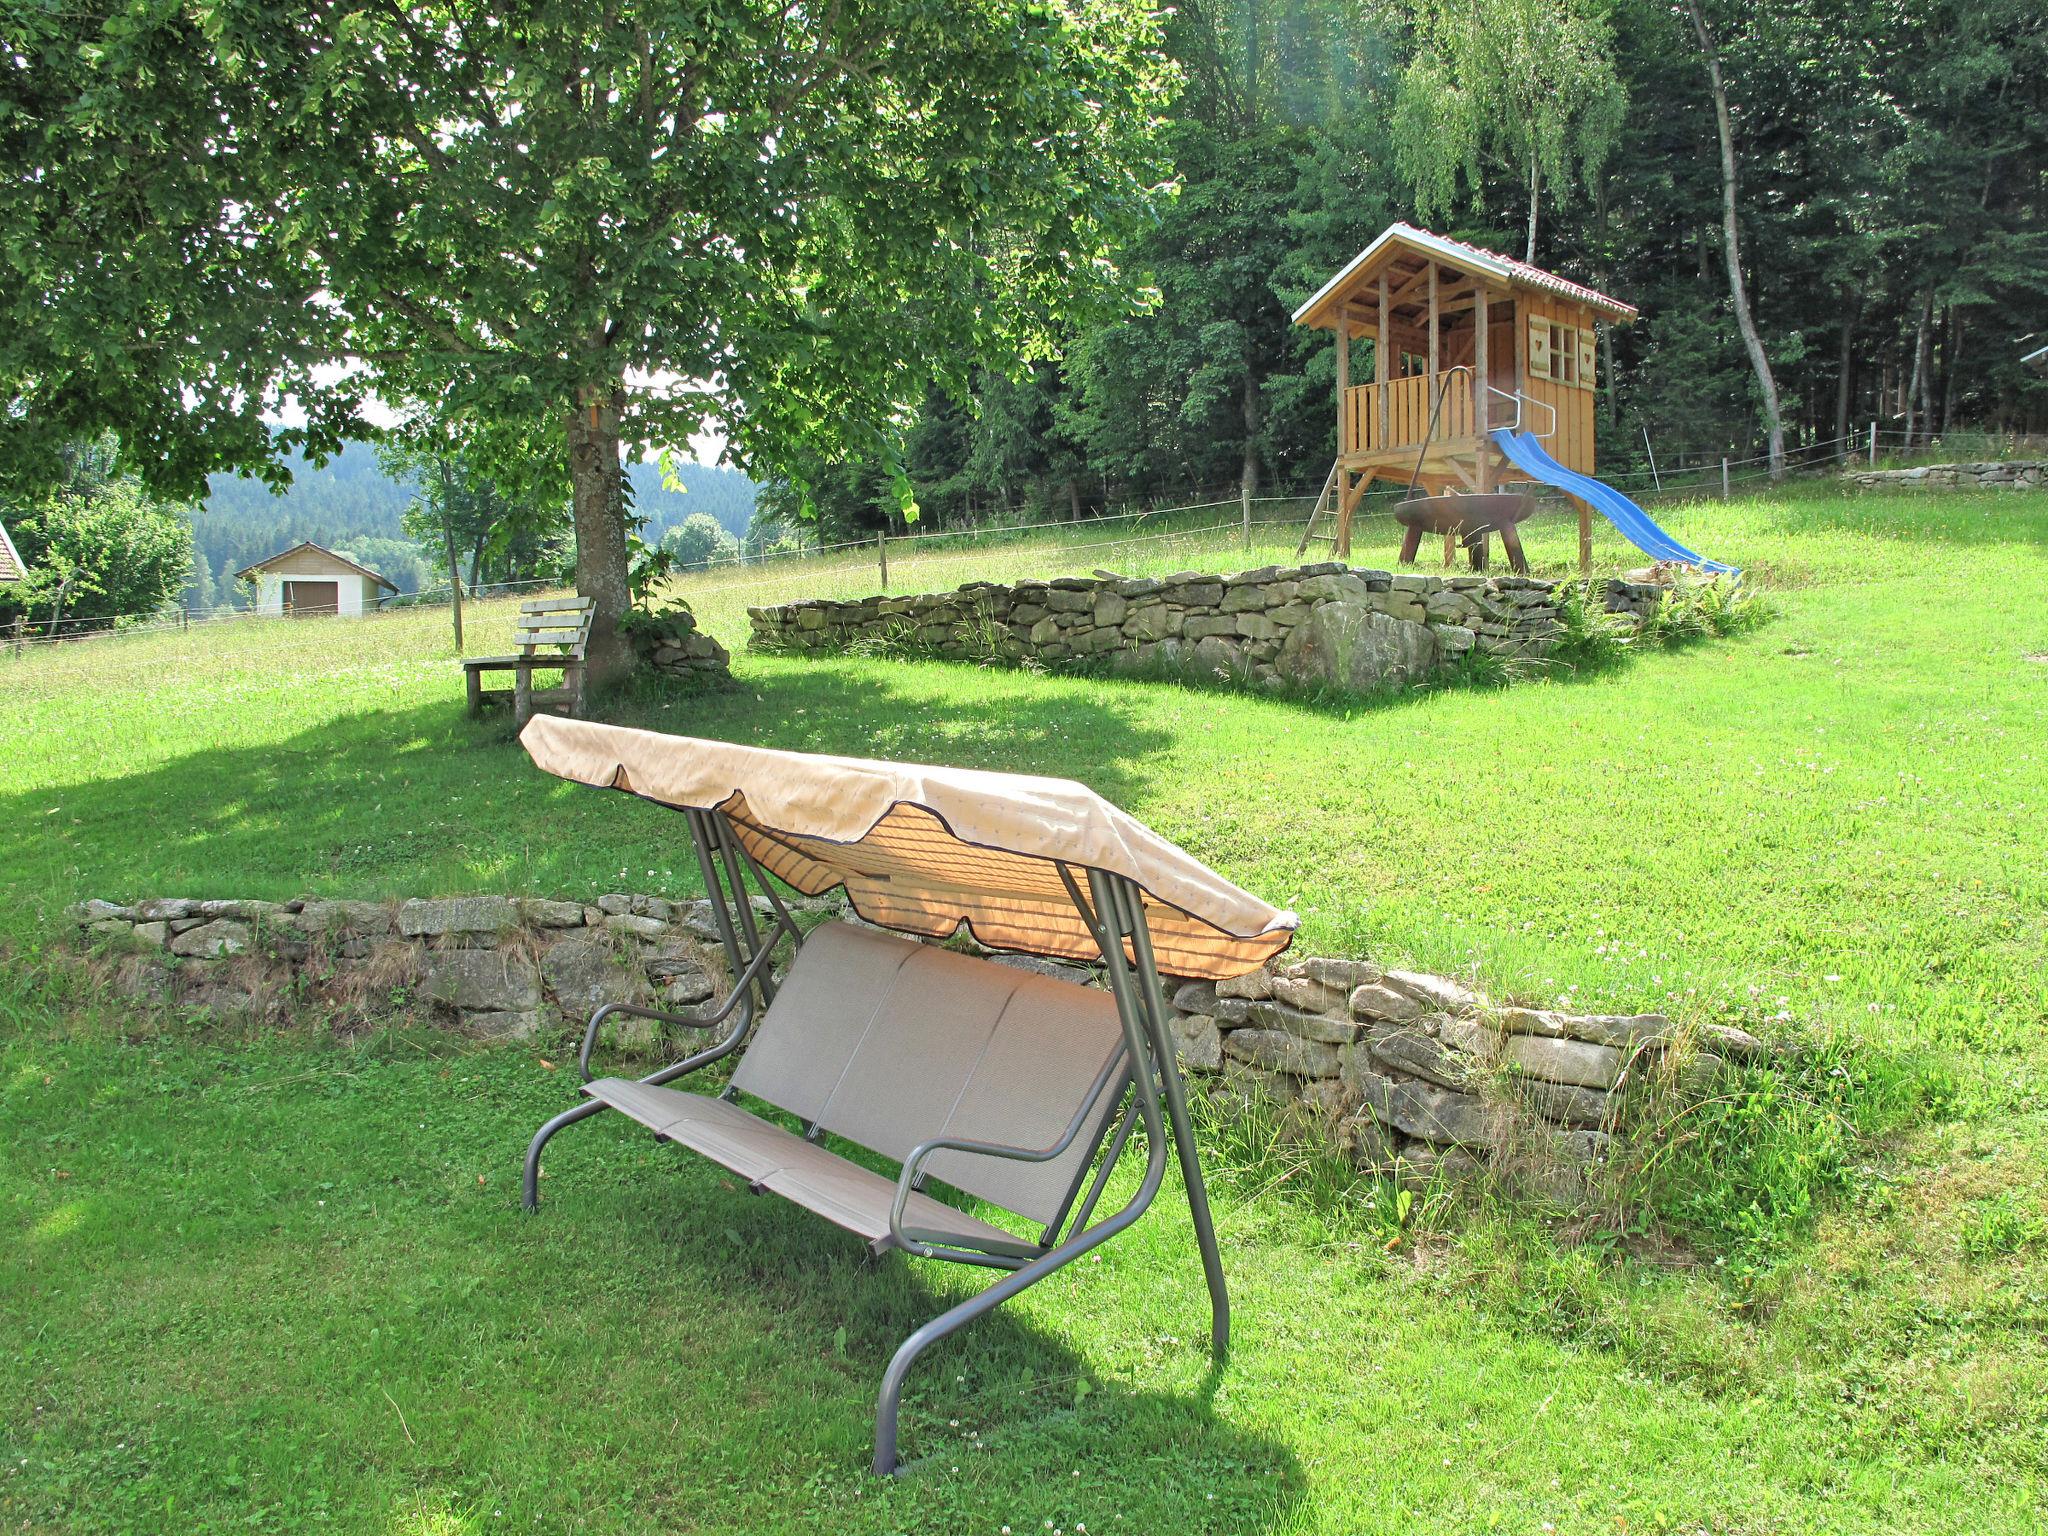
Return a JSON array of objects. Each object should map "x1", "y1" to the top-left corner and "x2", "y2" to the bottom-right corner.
[{"x1": 462, "y1": 596, "x2": 594, "y2": 726}]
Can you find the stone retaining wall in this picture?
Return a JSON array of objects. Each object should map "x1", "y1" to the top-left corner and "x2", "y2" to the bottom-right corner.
[
  {"x1": 749, "y1": 565, "x2": 1651, "y2": 697},
  {"x1": 70, "y1": 894, "x2": 1761, "y2": 1197},
  {"x1": 68, "y1": 894, "x2": 740, "y2": 1044},
  {"x1": 627, "y1": 602, "x2": 731, "y2": 681},
  {"x1": 1844, "y1": 460, "x2": 2047, "y2": 491}
]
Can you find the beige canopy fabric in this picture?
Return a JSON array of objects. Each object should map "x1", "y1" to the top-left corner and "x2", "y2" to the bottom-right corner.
[{"x1": 520, "y1": 716, "x2": 1297, "y2": 979}]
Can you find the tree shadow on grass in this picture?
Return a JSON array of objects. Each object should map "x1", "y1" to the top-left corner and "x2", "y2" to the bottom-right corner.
[{"x1": 0, "y1": 670, "x2": 1179, "y2": 929}]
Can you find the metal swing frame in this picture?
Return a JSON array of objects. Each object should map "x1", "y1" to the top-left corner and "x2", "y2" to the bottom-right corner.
[{"x1": 519, "y1": 806, "x2": 1230, "y2": 1476}]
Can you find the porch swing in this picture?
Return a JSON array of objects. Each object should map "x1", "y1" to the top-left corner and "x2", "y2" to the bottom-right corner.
[{"x1": 515, "y1": 716, "x2": 1297, "y2": 1474}]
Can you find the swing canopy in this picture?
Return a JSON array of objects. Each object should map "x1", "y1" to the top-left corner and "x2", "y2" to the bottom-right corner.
[{"x1": 519, "y1": 715, "x2": 1296, "y2": 978}]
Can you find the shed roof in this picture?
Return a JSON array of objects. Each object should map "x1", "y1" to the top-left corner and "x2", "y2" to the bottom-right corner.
[
  {"x1": 1293, "y1": 222, "x2": 1637, "y2": 331},
  {"x1": 235, "y1": 541, "x2": 398, "y2": 591},
  {"x1": 0, "y1": 519, "x2": 22, "y2": 583}
]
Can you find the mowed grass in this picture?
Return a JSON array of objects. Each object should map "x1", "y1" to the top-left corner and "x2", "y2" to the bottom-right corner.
[{"x1": 3, "y1": 485, "x2": 2046, "y2": 1533}]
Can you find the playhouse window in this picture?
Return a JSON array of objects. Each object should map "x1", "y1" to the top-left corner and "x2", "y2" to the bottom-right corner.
[{"x1": 1547, "y1": 324, "x2": 1577, "y2": 385}]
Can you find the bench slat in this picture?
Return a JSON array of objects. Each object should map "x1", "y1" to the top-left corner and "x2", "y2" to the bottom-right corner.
[
  {"x1": 520, "y1": 596, "x2": 596, "y2": 614},
  {"x1": 515, "y1": 628, "x2": 591, "y2": 646}
]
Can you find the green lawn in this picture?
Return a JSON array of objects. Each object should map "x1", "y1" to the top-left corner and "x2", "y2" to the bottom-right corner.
[{"x1": 3, "y1": 486, "x2": 2046, "y2": 1532}]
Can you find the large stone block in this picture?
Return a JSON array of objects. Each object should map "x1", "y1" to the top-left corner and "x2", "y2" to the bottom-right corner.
[
  {"x1": 1370, "y1": 1029, "x2": 1472, "y2": 1089},
  {"x1": 421, "y1": 950, "x2": 542, "y2": 1013},
  {"x1": 1497, "y1": 1007, "x2": 1670, "y2": 1051},
  {"x1": 1244, "y1": 998, "x2": 1359, "y2": 1044},
  {"x1": 1500, "y1": 1034, "x2": 1623, "y2": 1090},
  {"x1": 1216, "y1": 967, "x2": 1274, "y2": 1001},
  {"x1": 1341, "y1": 1055, "x2": 1499, "y2": 1147},
  {"x1": 1383, "y1": 969, "x2": 1482, "y2": 1014},
  {"x1": 398, "y1": 896, "x2": 518, "y2": 937},
  {"x1": 1223, "y1": 1028, "x2": 1340, "y2": 1078},
  {"x1": 168, "y1": 919, "x2": 250, "y2": 959},
  {"x1": 541, "y1": 938, "x2": 651, "y2": 1018},
  {"x1": 1350, "y1": 982, "x2": 1425, "y2": 1023},
  {"x1": 1276, "y1": 601, "x2": 1441, "y2": 694},
  {"x1": 296, "y1": 899, "x2": 395, "y2": 935},
  {"x1": 1169, "y1": 1013, "x2": 1224, "y2": 1072}
]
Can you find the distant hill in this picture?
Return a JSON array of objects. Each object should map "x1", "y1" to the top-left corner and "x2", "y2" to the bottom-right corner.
[{"x1": 186, "y1": 439, "x2": 756, "y2": 608}]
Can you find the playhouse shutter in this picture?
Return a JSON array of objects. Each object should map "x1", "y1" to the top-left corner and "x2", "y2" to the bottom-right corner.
[
  {"x1": 1528, "y1": 319, "x2": 1551, "y2": 378},
  {"x1": 1576, "y1": 331, "x2": 1598, "y2": 389}
]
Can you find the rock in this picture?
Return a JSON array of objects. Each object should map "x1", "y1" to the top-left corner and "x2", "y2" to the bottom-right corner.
[
  {"x1": 1243, "y1": 999, "x2": 1360, "y2": 1044},
  {"x1": 1217, "y1": 967, "x2": 1275, "y2": 1001},
  {"x1": 398, "y1": 896, "x2": 517, "y2": 938},
  {"x1": 1677, "y1": 1051, "x2": 1726, "y2": 1093},
  {"x1": 1299, "y1": 1076, "x2": 1359, "y2": 1122},
  {"x1": 463, "y1": 1009, "x2": 544, "y2": 1041},
  {"x1": 1382, "y1": 969, "x2": 1482, "y2": 1014},
  {"x1": 1396, "y1": 1144, "x2": 1482, "y2": 1190},
  {"x1": 1214, "y1": 1059, "x2": 1296, "y2": 1108},
  {"x1": 295, "y1": 899, "x2": 394, "y2": 935},
  {"x1": 604, "y1": 913, "x2": 669, "y2": 941},
  {"x1": 168, "y1": 919, "x2": 251, "y2": 959},
  {"x1": 1270, "y1": 975, "x2": 1346, "y2": 1015},
  {"x1": 1208, "y1": 996, "x2": 1253, "y2": 1026},
  {"x1": 1349, "y1": 982, "x2": 1425, "y2": 1023},
  {"x1": 421, "y1": 950, "x2": 542, "y2": 1013},
  {"x1": 517, "y1": 899, "x2": 589, "y2": 929},
  {"x1": 135, "y1": 898, "x2": 199, "y2": 922},
  {"x1": 68, "y1": 899, "x2": 134, "y2": 924},
  {"x1": 541, "y1": 938, "x2": 651, "y2": 1017},
  {"x1": 1302, "y1": 957, "x2": 1382, "y2": 990},
  {"x1": 196, "y1": 899, "x2": 284, "y2": 921},
  {"x1": 1188, "y1": 635, "x2": 1245, "y2": 678},
  {"x1": 1223, "y1": 1028, "x2": 1341, "y2": 1078},
  {"x1": 1698, "y1": 1022, "x2": 1767, "y2": 1061},
  {"x1": 662, "y1": 974, "x2": 717, "y2": 1007},
  {"x1": 1169, "y1": 1013, "x2": 1224, "y2": 1072},
  {"x1": 1370, "y1": 1029, "x2": 1472, "y2": 1089},
  {"x1": 132, "y1": 920, "x2": 170, "y2": 947},
  {"x1": 1500, "y1": 1034, "x2": 1623, "y2": 1090},
  {"x1": 1513, "y1": 1077, "x2": 1611, "y2": 1128},
  {"x1": 1341, "y1": 1056, "x2": 1498, "y2": 1147},
  {"x1": 1336, "y1": 1112, "x2": 1398, "y2": 1167},
  {"x1": 1173, "y1": 980, "x2": 1220, "y2": 1014},
  {"x1": 1496, "y1": 1007, "x2": 1671, "y2": 1051},
  {"x1": 1277, "y1": 601, "x2": 1442, "y2": 693},
  {"x1": 1122, "y1": 604, "x2": 1177, "y2": 642}
]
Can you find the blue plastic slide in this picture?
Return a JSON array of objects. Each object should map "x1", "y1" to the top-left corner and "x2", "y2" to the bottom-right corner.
[{"x1": 1490, "y1": 429, "x2": 1739, "y2": 575}]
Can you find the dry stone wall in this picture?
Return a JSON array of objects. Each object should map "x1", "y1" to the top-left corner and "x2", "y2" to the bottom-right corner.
[
  {"x1": 1844, "y1": 460, "x2": 2047, "y2": 491},
  {"x1": 70, "y1": 893, "x2": 1762, "y2": 1198},
  {"x1": 749, "y1": 563, "x2": 1649, "y2": 697},
  {"x1": 68, "y1": 893, "x2": 742, "y2": 1045},
  {"x1": 627, "y1": 603, "x2": 732, "y2": 681}
]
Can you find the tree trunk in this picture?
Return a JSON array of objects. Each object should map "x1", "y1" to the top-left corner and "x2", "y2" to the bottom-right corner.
[
  {"x1": 1066, "y1": 476, "x2": 1083, "y2": 521},
  {"x1": 1240, "y1": 370, "x2": 1263, "y2": 501},
  {"x1": 1903, "y1": 290, "x2": 1932, "y2": 450},
  {"x1": 565, "y1": 387, "x2": 635, "y2": 687},
  {"x1": 1834, "y1": 308, "x2": 1855, "y2": 458},
  {"x1": 437, "y1": 459, "x2": 465, "y2": 653},
  {"x1": 1685, "y1": 0, "x2": 1785, "y2": 480},
  {"x1": 1526, "y1": 153, "x2": 1541, "y2": 262},
  {"x1": 1939, "y1": 306, "x2": 1960, "y2": 436}
]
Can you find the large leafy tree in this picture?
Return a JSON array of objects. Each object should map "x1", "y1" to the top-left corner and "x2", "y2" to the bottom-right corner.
[
  {"x1": 2, "y1": 0, "x2": 1172, "y2": 681},
  {"x1": 2, "y1": 443, "x2": 195, "y2": 631}
]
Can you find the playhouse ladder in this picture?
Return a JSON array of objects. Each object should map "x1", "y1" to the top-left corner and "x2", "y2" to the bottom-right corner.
[{"x1": 1292, "y1": 462, "x2": 1343, "y2": 557}]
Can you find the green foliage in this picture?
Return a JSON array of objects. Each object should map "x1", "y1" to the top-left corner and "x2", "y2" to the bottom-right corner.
[
  {"x1": 1391, "y1": 0, "x2": 1627, "y2": 254},
  {"x1": 661, "y1": 513, "x2": 740, "y2": 572},
  {"x1": 377, "y1": 425, "x2": 569, "y2": 593},
  {"x1": 2, "y1": 443, "x2": 194, "y2": 629}
]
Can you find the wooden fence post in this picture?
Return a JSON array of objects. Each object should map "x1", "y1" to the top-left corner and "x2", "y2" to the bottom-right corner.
[
  {"x1": 10, "y1": 615, "x2": 23, "y2": 659},
  {"x1": 1722, "y1": 457, "x2": 1730, "y2": 500},
  {"x1": 876, "y1": 531, "x2": 889, "y2": 591},
  {"x1": 1240, "y1": 481, "x2": 1251, "y2": 553},
  {"x1": 1868, "y1": 420, "x2": 1877, "y2": 467}
]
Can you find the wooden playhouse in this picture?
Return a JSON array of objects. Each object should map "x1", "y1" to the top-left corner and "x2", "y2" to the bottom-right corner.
[{"x1": 1292, "y1": 222, "x2": 1638, "y2": 568}]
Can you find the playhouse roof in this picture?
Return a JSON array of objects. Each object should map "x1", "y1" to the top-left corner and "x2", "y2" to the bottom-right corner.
[
  {"x1": 1293, "y1": 222, "x2": 1638, "y2": 331},
  {"x1": 0, "y1": 518, "x2": 22, "y2": 583},
  {"x1": 235, "y1": 541, "x2": 399, "y2": 591}
]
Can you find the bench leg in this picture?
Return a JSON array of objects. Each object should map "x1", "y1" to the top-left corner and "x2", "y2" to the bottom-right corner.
[
  {"x1": 514, "y1": 662, "x2": 533, "y2": 727},
  {"x1": 565, "y1": 660, "x2": 586, "y2": 718},
  {"x1": 465, "y1": 667, "x2": 483, "y2": 717}
]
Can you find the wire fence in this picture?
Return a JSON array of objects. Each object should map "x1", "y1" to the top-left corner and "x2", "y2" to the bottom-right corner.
[{"x1": 6, "y1": 418, "x2": 2037, "y2": 659}]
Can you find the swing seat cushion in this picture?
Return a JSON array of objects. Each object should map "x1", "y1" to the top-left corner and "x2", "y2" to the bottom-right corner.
[{"x1": 582, "y1": 922, "x2": 1129, "y2": 1251}]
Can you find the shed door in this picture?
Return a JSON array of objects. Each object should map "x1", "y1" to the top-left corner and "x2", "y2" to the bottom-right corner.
[{"x1": 284, "y1": 580, "x2": 340, "y2": 615}]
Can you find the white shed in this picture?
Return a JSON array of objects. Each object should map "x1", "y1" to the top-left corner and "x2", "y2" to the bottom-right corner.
[
  {"x1": 236, "y1": 542, "x2": 397, "y2": 617},
  {"x1": 0, "y1": 518, "x2": 23, "y2": 584}
]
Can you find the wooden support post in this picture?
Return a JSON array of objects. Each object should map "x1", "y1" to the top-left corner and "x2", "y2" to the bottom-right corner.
[
  {"x1": 1578, "y1": 505, "x2": 1592, "y2": 576},
  {"x1": 9, "y1": 615, "x2": 23, "y2": 660},
  {"x1": 1376, "y1": 272, "x2": 1390, "y2": 451},
  {"x1": 1427, "y1": 264, "x2": 1439, "y2": 386},
  {"x1": 877, "y1": 530, "x2": 889, "y2": 590},
  {"x1": 1335, "y1": 320, "x2": 1349, "y2": 454},
  {"x1": 1241, "y1": 479, "x2": 1251, "y2": 553},
  {"x1": 1335, "y1": 472, "x2": 1362, "y2": 558},
  {"x1": 1722, "y1": 457, "x2": 1730, "y2": 500},
  {"x1": 1473, "y1": 286, "x2": 1491, "y2": 493}
]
